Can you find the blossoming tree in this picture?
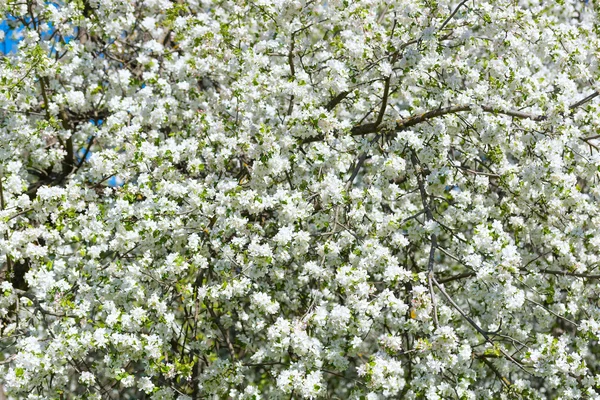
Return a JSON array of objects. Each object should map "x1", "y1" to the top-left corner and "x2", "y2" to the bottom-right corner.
[{"x1": 1, "y1": 0, "x2": 600, "y2": 398}]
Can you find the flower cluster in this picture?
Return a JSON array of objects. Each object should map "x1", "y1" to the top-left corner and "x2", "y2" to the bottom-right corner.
[{"x1": 1, "y1": 0, "x2": 600, "y2": 398}]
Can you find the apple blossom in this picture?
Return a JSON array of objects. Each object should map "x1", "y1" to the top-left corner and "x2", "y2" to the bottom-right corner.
[{"x1": 1, "y1": 0, "x2": 600, "y2": 399}]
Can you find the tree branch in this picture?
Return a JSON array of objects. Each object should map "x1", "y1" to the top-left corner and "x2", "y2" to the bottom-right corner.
[
  {"x1": 73, "y1": 136, "x2": 95, "y2": 175},
  {"x1": 432, "y1": 277, "x2": 532, "y2": 375},
  {"x1": 325, "y1": 90, "x2": 350, "y2": 111},
  {"x1": 345, "y1": 134, "x2": 380, "y2": 189},
  {"x1": 56, "y1": 107, "x2": 76, "y2": 179},
  {"x1": 306, "y1": 83, "x2": 600, "y2": 147},
  {"x1": 569, "y1": 91, "x2": 599, "y2": 110},
  {"x1": 38, "y1": 76, "x2": 52, "y2": 121},
  {"x1": 206, "y1": 304, "x2": 236, "y2": 359},
  {"x1": 437, "y1": 271, "x2": 476, "y2": 284},
  {"x1": 536, "y1": 269, "x2": 600, "y2": 279},
  {"x1": 344, "y1": 78, "x2": 393, "y2": 188},
  {"x1": 287, "y1": 34, "x2": 296, "y2": 116},
  {"x1": 347, "y1": 104, "x2": 547, "y2": 139},
  {"x1": 475, "y1": 353, "x2": 512, "y2": 389},
  {"x1": 0, "y1": 174, "x2": 11, "y2": 277},
  {"x1": 525, "y1": 298, "x2": 578, "y2": 328},
  {"x1": 411, "y1": 151, "x2": 438, "y2": 328},
  {"x1": 350, "y1": 122, "x2": 381, "y2": 136},
  {"x1": 439, "y1": 0, "x2": 469, "y2": 32},
  {"x1": 375, "y1": 76, "x2": 391, "y2": 127}
]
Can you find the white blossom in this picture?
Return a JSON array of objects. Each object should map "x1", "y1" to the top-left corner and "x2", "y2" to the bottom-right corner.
[{"x1": 0, "y1": 0, "x2": 599, "y2": 398}]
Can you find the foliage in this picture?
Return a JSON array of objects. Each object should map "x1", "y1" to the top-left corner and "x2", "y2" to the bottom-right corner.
[{"x1": 0, "y1": 0, "x2": 599, "y2": 398}]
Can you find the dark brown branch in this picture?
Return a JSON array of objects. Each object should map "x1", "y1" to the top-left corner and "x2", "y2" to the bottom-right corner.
[
  {"x1": 6, "y1": 208, "x2": 33, "y2": 222},
  {"x1": 401, "y1": 210, "x2": 425, "y2": 224},
  {"x1": 243, "y1": 361, "x2": 288, "y2": 367},
  {"x1": 411, "y1": 151, "x2": 438, "y2": 328},
  {"x1": 349, "y1": 74, "x2": 391, "y2": 135},
  {"x1": 0, "y1": 108, "x2": 45, "y2": 117},
  {"x1": 481, "y1": 105, "x2": 547, "y2": 120},
  {"x1": 437, "y1": 271, "x2": 476, "y2": 284},
  {"x1": 439, "y1": 0, "x2": 469, "y2": 32},
  {"x1": 347, "y1": 105, "x2": 472, "y2": 138},
  {"x1": 38, "y1": 76, "x2": 52, "y2": 121},
  {"x1": 569, "y1": 91, "x2": 599, "y2": 110},
  {"x1": 348, "y1": 103, "x2": 551, "y2": 142},
  {"x1": 304, "y1": 90, "x2": 600, "y2": 147},
  {"x1": 391, "y1": 105, "x2": 546, "y2": 137},
  {"x1": 475, "y1": 353, "x2": 512, "y2": 389},
  {"x1": 73, "y1": 136, "x2": 95, "y2": 175},
  {"x1": 345, "y1": 134, "x2": 380, "y2": 189},
  {"x1": 582, "y1": 134, "x2": 600, "y2": 141},
  {"x1": 537, "y1": 269, "x2": 600, "y2": 279},
  {"x1": 344, "y1": 77, "x2": 392, "y2": 187},
  {"x1": 433, "y1": 277, "x2": 492, "y2": 339},
  {"x1": 350, "y1": 122, "x2": 380, "y2": 136},
  {"x1": 345, "y1": 152, "x2": 369, "y2": 188},
  {"x1": 451, "y1": 163, "x2": 500, "y2": 177},
  {"x1": 0, "y1": 174, "x2": 11, "y2": 276},
  {"x1": 287, "y1": 35, "x2": 296, "y2": 116},
  {"x1": 349, "y1": 104, "x2": 548, "y2": 139},
  {"x1": 206, "y1": 304, "x2": 236, "y2": 359},
  {"x1": 59, "y1": 108, "x2": 75, "y2": 176},
  {"x1": 325, "y1": 90, "x2": 350, "y2": 111},
  {"x1": 375, "y1": 76, "x2": 391, "y2": 126}
]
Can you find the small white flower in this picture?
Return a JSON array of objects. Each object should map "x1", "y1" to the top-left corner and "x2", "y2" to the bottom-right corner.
[
  {"x1": 79, "y1": 371, "x2": 96, "y2": 386},
  {"x1": 138, "y1": 377, "x2": 154, "y2": 394}
]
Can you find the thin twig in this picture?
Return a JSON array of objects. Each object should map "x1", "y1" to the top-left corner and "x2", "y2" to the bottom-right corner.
[
  {"x1": 325, "y1": 91, "x2": 350, "y2": 111},
  {"x1": 0, "y1": 108, "x2": 45, "y2": 117},
  {"x1": 569, "y1": 91, "x2": 599, "y2": 110},
  {"x1": 0, "y1": 174, "x2": 12, "y2": 276},
  {"x1": 439, "y1": 0, "x2": 469, "y2": 32},
  {"x1": 476, "y1": 353, "x2": 512, "y2": 389},
  {"x1": 59, "y1": 108, "x2": 75, "y2": 176},
  {"x1": 451, "y1": 163, "x2": 500, "y2": 177},
  {"x1": 437, "y1": 271, "x2": 476, "y2": 284},
  {"x1": 536, "y1": 269, "x2": 600, "y2": 279},
  {"x1": 345, "y1": 134, "x2": 381, "y2": 189},
  {"x1": 375, "y1": 76, "x2": 391, "y2": 127},
  {"x1": 525, "y1": 298, "x2": 578, "y2": 328},
  {"x1": 73, "y1": 136, "x2": 95, "y2": 175},
  {"x1": 433, "y1": 277, "x2": 532, "y2": 375},
  {"x1": 411, "y1": 151, "x2": 438, "y2": 328},
  {"x1": 206, "y1": 304, "x2": 236, "y2": 359},
  {"x1": 287, "y1": 34, "x2": 296, "y2": 116}
]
